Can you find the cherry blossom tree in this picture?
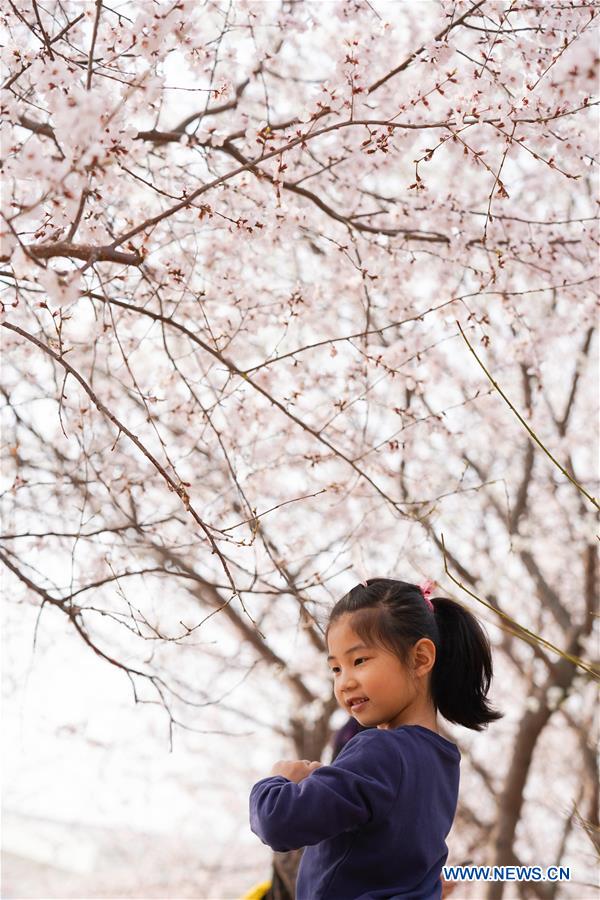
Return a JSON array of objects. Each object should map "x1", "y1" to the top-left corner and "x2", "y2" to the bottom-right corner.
[{"x1": 1, "y1": 1, "x2": 598, "y2": 897}]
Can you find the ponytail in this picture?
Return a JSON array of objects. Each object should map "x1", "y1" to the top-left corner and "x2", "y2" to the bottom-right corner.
[
  {"x1": 430, "y1": 596, "x2": 502, "y2": 731},
  {"x1": 325, "y1": 578, "x2": 502, "y2": 732}
]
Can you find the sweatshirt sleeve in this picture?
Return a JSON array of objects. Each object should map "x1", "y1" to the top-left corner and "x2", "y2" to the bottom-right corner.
[{"x1": 249, "y1": 731, "x2": 402, "y2": 852}]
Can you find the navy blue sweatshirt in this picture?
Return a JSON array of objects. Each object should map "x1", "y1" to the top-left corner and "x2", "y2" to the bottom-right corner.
[{"x1": 249, "y1": 725, "x2": 460, "y2": 900}]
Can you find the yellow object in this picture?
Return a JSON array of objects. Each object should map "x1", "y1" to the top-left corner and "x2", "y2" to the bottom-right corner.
[{"x1": 240, "y1": 879, "x2": 272, "y2": 900}]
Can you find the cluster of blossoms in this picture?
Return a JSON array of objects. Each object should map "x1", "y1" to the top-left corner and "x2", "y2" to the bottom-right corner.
[{"x1": 1, "y1": 2, "x2": 597, "y2": 887}]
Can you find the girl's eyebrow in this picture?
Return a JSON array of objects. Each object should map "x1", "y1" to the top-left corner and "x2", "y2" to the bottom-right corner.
[{"x1": 327, "y1": 643, "x2": 370, "y2": 662}]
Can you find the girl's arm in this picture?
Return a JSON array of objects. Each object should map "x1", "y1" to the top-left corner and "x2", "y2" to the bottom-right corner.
[{"x1": 249, "y1": 731, "x2": 402, "y2": 852}]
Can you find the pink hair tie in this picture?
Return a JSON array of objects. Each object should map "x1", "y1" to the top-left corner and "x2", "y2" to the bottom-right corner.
[{"x1": 418, "y1": 579, "x2": 436, "y2": 612}]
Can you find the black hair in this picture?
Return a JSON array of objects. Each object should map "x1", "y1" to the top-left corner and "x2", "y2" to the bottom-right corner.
[{"x1": 325, "y1": 578, "x2": 502, "y2": 732}]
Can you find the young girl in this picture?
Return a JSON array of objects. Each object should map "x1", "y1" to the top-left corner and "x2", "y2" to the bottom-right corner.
[{"x1": 249, "y1": 578, "x2": 502, "y2": 900}]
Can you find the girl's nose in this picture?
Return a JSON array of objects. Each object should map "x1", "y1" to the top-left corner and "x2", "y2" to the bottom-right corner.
[{"x1": 338, "y1": 671, "x2": 359, "y2": 692}]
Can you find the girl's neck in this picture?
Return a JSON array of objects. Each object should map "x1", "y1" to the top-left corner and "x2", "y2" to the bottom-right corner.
[
  {"x1": 378, "y1": 717, "x2": 439, "y2": 734},
  {"x1": 377, "y1": 695, "x2": 439, "y2": 733}
]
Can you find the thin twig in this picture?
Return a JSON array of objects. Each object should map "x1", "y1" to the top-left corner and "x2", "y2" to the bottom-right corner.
[
  {"x1": 457, "y1": 322, "x2": 598, "y2": 510},
  {"x1": 441, "y1": 534, "x2": 598, "y2": 678},
  {"x1": 86, "y1": 0, "x2": 103, "y2": 90}
]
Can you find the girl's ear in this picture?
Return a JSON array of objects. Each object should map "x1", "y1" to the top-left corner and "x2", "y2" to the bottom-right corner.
[{"x1": 412, "y1": 638, "x2": 436, "y2": 677}]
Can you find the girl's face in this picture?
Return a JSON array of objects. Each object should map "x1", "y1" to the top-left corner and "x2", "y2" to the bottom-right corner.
[{"x1": 327, "y1": 613, "x2": 432, "y2": 730}]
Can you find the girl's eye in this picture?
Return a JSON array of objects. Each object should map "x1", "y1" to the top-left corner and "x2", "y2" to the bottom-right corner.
[{"x1": 330, "y1": 658, "x2": 367, "y2": 675}]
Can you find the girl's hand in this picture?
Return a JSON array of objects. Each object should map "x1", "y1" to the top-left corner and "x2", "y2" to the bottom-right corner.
[{"x1": 270, "y1": 759, "x2": 323, "y2": 783}]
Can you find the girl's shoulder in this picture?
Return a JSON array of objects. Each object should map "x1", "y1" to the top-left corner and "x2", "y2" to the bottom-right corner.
[
  {"x1": 345, "y1": 724, "x2": 460, "y2": 758},
  {"x1": 335, "y1": 724, "x2": 460, "y2": 767},
  {"x1": 389, "y1": 724, "x2": 461, "y2": 760}
]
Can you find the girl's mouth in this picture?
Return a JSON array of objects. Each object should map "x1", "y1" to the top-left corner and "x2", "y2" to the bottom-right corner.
[{"x1": 349, "y1": 698, "x2": 369, "y2": 712}]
